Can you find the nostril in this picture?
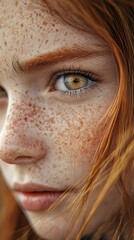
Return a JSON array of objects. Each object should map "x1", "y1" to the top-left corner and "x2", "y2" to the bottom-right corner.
[
  {"x1": 16, "y1": 156, "x2": 32, "y2": 160},
  {"x1": 15, "y1": 156, "x2": 34, "y2": 163}
]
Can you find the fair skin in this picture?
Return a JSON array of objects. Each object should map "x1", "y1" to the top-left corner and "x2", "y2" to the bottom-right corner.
[{"x1": 0, "y1": 1, "x2": 119, "y2": 239}]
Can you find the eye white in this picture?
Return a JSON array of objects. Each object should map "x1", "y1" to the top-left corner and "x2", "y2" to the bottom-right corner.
[{"x1": 55, "y1": 76, "x2": 68, "y2": 91}]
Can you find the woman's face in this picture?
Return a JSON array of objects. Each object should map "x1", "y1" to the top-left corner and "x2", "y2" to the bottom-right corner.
[{"x1": 0, "y1": 1, "x2": 118, "y2": 239}]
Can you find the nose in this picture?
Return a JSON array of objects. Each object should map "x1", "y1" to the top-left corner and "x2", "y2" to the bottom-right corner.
[{"x1": 0, "y1": 103, "x2": 46, "y2": 164}]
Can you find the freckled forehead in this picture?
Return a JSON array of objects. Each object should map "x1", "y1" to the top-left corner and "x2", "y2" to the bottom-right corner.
[{"x1": 0, "y1": 0, "x2": 108, "y2": 67}]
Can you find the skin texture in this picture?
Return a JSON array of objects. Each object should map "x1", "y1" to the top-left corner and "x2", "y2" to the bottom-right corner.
[{"x1": 0, "y1": 0, "x2": 119, "y2": 239}]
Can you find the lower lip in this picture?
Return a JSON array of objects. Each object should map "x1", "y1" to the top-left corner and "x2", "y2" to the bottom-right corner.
[{"x1": 15, "y1": 191, "x2": 65, "y2": 212}]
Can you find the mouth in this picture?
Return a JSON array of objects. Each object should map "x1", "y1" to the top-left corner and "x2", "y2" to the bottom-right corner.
[{"x1": 13, "y1": 183, "x2": 66, "y2": 212}]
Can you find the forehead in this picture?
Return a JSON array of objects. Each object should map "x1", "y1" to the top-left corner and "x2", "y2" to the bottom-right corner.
[{"x1": 0, "y1": 0, "x2": 109, "y2": 72}]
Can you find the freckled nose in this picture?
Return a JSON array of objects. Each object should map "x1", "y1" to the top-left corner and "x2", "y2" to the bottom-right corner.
[{"x1": 0, "y1": 106, "x2": 46, "y2": 164}]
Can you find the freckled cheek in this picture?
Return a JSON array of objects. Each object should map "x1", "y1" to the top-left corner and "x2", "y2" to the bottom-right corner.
[
  {"x1": 40, "y1": 108, "x2": 101, "y2": 167},
  {"x1": 48, "y1": 122, "x2": 102, "y2": 184}
]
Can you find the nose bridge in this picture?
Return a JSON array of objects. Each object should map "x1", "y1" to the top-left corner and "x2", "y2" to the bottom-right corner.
[
  {"x1": 2, "y1": 99, "x2": 34, "y2": 138},
  {"x1": 4, "y1": 99, "x2": 31, "y2": 135},
  {"x1": 0, "y1": 100, "x2": 46, "y2": 164}
]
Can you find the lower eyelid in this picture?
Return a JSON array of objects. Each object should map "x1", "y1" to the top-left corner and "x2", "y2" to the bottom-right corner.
[{"x1": 54, "y1": 83, "x2": 98, "y2": 100}]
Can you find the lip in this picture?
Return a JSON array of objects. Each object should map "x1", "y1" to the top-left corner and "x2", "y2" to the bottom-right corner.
[{"x1": 13, "y1": 183, "x2": 66, "y2": 212}]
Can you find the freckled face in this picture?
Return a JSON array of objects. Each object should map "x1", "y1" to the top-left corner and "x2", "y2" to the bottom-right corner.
[{"x1": 0, "y1": 0, "x2": 118, "y2": 239}]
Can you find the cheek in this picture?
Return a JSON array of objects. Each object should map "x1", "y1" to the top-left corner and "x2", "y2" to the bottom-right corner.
[{"x1": 38, "y1": 103, "x2": 106, "y2": 181}]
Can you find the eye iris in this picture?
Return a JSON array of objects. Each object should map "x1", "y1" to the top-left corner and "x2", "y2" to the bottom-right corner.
[
  {"x1": 64, "y1": 74, "x2": 88, "y2": 90},
  {"x1": 0, "y1": 87, "x2": 7, "y2": 98}
]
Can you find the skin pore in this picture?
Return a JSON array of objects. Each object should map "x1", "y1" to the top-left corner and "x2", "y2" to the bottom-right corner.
[{"x1": 0, "y1": 0, "x2": 119, "y2": 239}]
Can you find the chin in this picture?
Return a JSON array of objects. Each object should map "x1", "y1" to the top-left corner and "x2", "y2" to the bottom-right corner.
[{"x1": 25, "y1": 210, "x2": 76, "y2": 240}]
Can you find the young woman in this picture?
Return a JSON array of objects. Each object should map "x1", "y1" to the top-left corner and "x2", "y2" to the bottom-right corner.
[{"x1": 0, "y1": 0, "x2": 133, "y2": 239}]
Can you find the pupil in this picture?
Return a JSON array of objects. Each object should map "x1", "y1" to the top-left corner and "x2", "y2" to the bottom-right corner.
[{"x1": 73, "y1": 78, "x2": 79, "y2": 83}]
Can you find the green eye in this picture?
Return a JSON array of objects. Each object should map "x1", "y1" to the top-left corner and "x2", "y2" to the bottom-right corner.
[
  {"x1": 0, "y1": 87, "x2": 7, "y2": 98},
  {"x1": 64, "y1": 74, "x2": 88, "y2": 90}
]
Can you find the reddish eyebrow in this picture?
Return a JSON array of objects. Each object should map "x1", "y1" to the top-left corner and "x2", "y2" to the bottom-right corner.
[{"x1": 12, "y1": 44, "x2": 110, "y2": 75}]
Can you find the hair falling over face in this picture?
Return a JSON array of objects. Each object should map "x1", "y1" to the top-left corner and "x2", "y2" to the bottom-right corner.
[{"x1": 0, "y1": 1, "x2": 134, "y2": 240}]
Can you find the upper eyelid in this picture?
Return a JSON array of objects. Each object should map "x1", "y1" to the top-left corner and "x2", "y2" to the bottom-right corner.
[
  {"x1": 46, "y1": 55, "x2": 109, "y2": 82},
  {"x1": 50, "y1": 69, "x2": 101, "y2": 83}
]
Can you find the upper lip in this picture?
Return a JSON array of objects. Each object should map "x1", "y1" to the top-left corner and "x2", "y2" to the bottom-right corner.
[{"x1": 13, "y1": 182, "x2": 65, "y2": 193}]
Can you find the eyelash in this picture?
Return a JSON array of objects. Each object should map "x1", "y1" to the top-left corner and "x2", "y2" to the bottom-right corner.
[{"x1": 49, "y1": 67, "x2": 101, "y2": 100}]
